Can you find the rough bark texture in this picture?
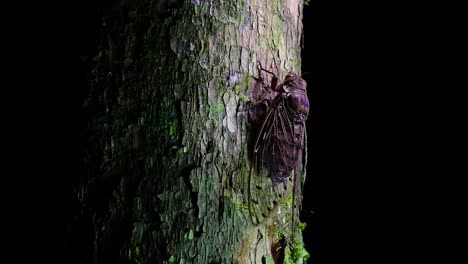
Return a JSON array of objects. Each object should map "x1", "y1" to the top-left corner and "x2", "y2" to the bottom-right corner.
[{"x1": 73, "y1": 0, "x2": 306, "y2": 263}]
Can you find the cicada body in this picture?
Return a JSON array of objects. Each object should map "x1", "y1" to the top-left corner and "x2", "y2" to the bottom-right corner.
[
  {"x1": 254, "y1": 71, "x2": 309, "y2": 184},
  {"x1": 244, "y1": 63, "x2": 309, "y2": 231}
]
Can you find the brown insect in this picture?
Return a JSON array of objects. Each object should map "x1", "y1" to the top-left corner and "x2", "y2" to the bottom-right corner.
[{"x1": 242, "y1": 61, "x2": 309, "y2": 238}]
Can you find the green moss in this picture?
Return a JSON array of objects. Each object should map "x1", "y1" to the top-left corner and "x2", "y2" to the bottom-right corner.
[
  {"x1": 298, "y1": 221, "x2": 307, "y2": 231},
  {"x1": 207, "y1": 104, "x2": 226, "y2": 116},
  {"x1": 233, "y1": 201, "x2": 249, "y2": 211},
  {"x1": 169, "y1": 121, "x2": 179, "y2": 138},
  {"x1": 237, "y1": 93, "x2": 249, "y2": 102},
  {"x1": 288, "y1": 59, "x2": 301, "y2": 73},
  {"x1": 270, "y1": 0, "x2": 284, "y2": 6},
  {"x1": 186, "y1": 132, "x2": 200, "y2": 142},
  {"x1": 268, "y1": 224, "x2": 280, "y2": 238},
  {"x1": 129, "y1": 245, "x2": 142, "y2": 264},
  {"x1": 135, "y1": 246, "x2": 140, "y2": 257},
  {"x1": 270, "y1": 15, "x2": 285, "y2": 51},
  {"x1": 264, "y1": 255, "x2": 275, "y2": 264},
  {"x1": 229, "y1": 164, "x2": 251, "y2": 211},
  {"x1": 234, "y1": 0, "x2": 249, "y2": 27},
  {"x1": 217, "y1": 84, "x2": 228, "y2": 92},
  {"x1": 233, "y1": 75, "x2": 251, "y2": 102},
  {"x1": 284, "y1": 237, "x2": 310, "y2": 264},
  {"x1": 236, "y1": 0, "x2": 246, "y2": 10},
  {"x1": 151, "y1": 96, "x2": 181, "y2": 145},
  {"x1": 184, "y1": 229, "x2": 194, "y2": 240},
  {"x1": 279, "y1": 191, "x2": 293, "y2": 207},
  {"x1": 176, "y1": 146, "x2": 188, "y2": 158}
]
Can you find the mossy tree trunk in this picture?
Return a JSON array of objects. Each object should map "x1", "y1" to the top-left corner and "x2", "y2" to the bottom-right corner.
[{"x1": 77, "y1": 0, "x2": 306, "y2": 263}]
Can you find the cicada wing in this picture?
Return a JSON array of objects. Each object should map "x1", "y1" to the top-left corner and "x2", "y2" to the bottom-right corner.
[
  {"x1": 248, "y1": 106, "x2": 277, "y2": 224},
  {"x1": 248, "y1": 102, "x2": 297, "y2": 225}
]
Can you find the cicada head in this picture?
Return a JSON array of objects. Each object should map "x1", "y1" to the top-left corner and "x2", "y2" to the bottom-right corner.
[{"x1": 283, "y1": 71, "x2": 307, "y2": 94}]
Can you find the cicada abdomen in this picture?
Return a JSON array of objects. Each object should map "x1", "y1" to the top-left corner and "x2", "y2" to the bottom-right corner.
[{"x1": 244, "y1": 63, "x2": 309, "y2": 230}]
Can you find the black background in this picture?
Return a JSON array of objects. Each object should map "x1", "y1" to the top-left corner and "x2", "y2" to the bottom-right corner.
[
  {"x1": 300, "y1": 1, "x2": 462, "y2": 263},
  {"x1": 12, "y1": 1, "x2": 460, "y2": 263}
]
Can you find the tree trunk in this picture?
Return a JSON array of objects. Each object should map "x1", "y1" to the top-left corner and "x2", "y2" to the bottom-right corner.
[{"x1": 75, "y1": 0, "x2": 307, "y2": 263}]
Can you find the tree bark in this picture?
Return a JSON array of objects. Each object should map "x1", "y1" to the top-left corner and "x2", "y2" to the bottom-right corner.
[{"x1": 76, "y1": 0, "x2": 307, "y2": 263}]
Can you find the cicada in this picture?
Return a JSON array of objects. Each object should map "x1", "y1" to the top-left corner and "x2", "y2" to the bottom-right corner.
[{"x1": 242, "y1": 61, "x2": 309, "y2": 235}]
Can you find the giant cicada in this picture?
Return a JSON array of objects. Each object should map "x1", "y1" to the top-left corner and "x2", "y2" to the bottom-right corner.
[{"x1": 242, "y1": 61, "x2": 309, "y2": 236}]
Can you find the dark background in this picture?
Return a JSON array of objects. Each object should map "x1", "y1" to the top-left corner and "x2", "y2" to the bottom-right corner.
[
  {"x1": 301, "y1": 1, "x2": 462, "y2": 263},
  {"x1": 24, "y1": 1, "x2": 458, "y2": 263}
]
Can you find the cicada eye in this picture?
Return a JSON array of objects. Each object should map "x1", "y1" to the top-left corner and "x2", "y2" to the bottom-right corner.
[{"x1": 284, "y1": 72, "x2": 297, "y2": 83}]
